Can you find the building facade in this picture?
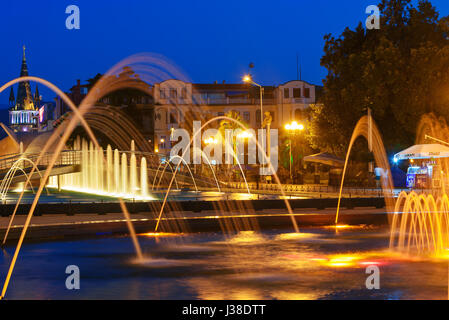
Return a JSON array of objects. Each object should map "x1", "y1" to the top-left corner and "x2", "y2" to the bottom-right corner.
[
  {"x1": 153, "y1": 79, "x2": 317, "y2": 154},
  {"x1": 54, "y1": 76, "x2": 318, "y2": 154}
]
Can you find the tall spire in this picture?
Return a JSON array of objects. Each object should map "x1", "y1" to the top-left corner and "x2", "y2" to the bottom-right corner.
[
  {"x1": 15, "y1": 45, "x2": 34, "y2": 110},
  {"x1": 34, "y1": 84, "x2": 41, "y2": 108},
  {"x1": 9, "y1": 87, "x2": 15, "y2": 108}
]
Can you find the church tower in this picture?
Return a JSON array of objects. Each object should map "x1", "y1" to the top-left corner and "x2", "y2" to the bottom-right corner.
[
  {"x1": 9, "y1": 46, "x2": 39, "y2": 132},
  {"x1": 14, "y1": 45, "x2": 35, "y2": 111}
]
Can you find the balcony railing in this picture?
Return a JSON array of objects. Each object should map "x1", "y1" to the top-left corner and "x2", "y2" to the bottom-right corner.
[
  {"x1": 282, "y1": 97, "x2": 311, "y2": 104},
  {"x1": 191, "y1": 97, "x2": 275, "y2": 105},
  {"x1": 158, "y1": 98, "x2": 189, "y2": 105}
]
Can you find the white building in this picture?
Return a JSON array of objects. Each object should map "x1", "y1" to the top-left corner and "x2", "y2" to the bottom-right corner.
[{"x1": 152, "y1": 79, "x2": 318, "y2": 154}]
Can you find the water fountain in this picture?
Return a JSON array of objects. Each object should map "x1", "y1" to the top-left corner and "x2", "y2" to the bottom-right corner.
[
  {"x1": 388, "y1": 114, "x2": 449, "y2": 258},
  {"x1": 333, "y1": 112, "x2": 449, "y2": 261},
  {"x1": 2, "y1": 53, "x2": 427, "y2": 300},
  {"x1": 152, "y1": 160, "x2": 179, "y2": 191},
  {"x1": 335, "y1": 114, "x2": 395, "y2": 224},
  {"x1": 0, "y1": 56, "x2": 268, "y2": 299},
  {"x1": 389, "y1": 191, "x2": 449, "y2": 257},
  {"x1": 47, "y1": 137, "x2": 153, "y2": 200},
  {"x1": 154, "y1": 115, "x2": 299, "y2": 234},
  {"x1": 0, "y1": 74, "x2": 146, "y2": 299}
]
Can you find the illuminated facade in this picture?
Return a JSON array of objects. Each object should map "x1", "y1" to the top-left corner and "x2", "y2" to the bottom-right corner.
[
  {"x1": 9, "y1": 46, "x2": 40, "y2": 132},
  {"x1": 153, "y1": 79, "x2": 319, "y2": 154}
]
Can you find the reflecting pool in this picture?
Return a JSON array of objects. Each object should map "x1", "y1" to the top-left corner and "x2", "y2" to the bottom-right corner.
[{"x1": 1, "y1": 226, "x2": 447, "y2": 299}]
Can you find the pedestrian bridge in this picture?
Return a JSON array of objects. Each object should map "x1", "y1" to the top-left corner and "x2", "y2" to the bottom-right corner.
[{"x1": 0, "y1": 149, "x2": 218, "y2": 192}]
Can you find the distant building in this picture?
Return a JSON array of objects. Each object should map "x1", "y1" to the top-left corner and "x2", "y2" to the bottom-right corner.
[
  {"x1": 153, "y1": 79, "x2": 318, "y2": 154},
  {"x1": 9, "y1": 46, "x2": 41, "y2": 133},
  {"x1": 56, "y1": 74, "x2": 318, "y2": 154},
  {"x1": 54, "y1": 79, "x2": 89, "y2": 120},
  {"x1": 56, "y1": 69, "x2": 155, "y2": 148}
]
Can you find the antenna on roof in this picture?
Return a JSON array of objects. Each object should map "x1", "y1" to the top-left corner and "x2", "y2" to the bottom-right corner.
[
  {"x1": 296, "y1": 53, "x2": 299, "y2": 80},
  {"x1": 296, "y1": 52, "x2": 302, "y2": 81},
  {"x1": 248, "y1": 62, "x2": 254, "y2": 77}
]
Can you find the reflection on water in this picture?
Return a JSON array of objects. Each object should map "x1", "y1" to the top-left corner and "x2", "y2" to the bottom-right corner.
[
  {"x1": 2, "y1": 190, "x2": 306, "y2": 204},
  {"x1": 1, "y1": 227, "x2": 448, "y2": 300}
]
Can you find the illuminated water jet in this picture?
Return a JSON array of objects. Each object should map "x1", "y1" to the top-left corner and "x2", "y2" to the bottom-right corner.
[{"x1": 335, "y1": 114, "x2": 394, "y2": 224}]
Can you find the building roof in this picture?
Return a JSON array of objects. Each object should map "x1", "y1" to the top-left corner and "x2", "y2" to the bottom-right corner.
[{"x1": 192, "y1": 83, "x2": 251, "y2": 91}]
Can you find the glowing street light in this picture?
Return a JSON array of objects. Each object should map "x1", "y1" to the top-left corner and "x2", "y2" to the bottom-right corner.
[
  {"x1": 204, "y1": 137, "x2": 219, "y2": 145},
  {"x1": 285, "y1": 121, "x2": 304, "y2": 131},
  {"x1": 243, "y1": 74, "x2": 266, "y2": 172},
  {"x1": 243, "y1": 74, "x2": 252, "y2": 83},
  {"x1": 237, "y1": 131, "x2": 253, "y2": 140}
]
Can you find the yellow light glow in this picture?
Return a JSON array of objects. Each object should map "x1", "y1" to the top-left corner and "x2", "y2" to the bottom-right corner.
[
  {"x1": 204, "y1": 137, "x2": 218, "y2": 145},
  {"x1": 324, "y1": 224, "x2": 360, "y2": 230},
  {"x1": 46, "y1": 184, "x2": 156, "y2": 201},
  {"x1": 155, "y1": 148, "x2": 159, "y2": 153},
  {"x1": 285, "y1": 121, "x2": 304, "y2": 131},
  {"x1": 160, "y1": 138, "x2": 165, "y2": 143},
  {"x1": 237, "y1": 131, "x2": 253, "y2": 139},
  {"x1": 321, "y1": 254, "x2": 362, "y2": 268},
  {"x1": 138, "y1": 232, "x2": 181, "y2": 237},
  {"x1": 275, "y1": 233, "x2": 318, "y2": 240},
  {"x1": 243, "y1": 75, "x2": 252, "y2": 83}
]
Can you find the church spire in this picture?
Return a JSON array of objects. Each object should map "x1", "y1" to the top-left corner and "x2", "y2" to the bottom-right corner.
[
  {"x1": 16, "y1": 45, "x2": 34, "y2": 110},
  {"x1": 34, "y1": 84, "x2": 41, "y2": 108},
  {"x1": 9, "y1": 87, "x2": 15, "y2": 108}
]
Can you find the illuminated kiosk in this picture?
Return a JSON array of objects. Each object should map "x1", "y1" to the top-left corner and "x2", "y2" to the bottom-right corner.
[{"x1": 393, "y1": 144, "x2": 449, "y2": 189}]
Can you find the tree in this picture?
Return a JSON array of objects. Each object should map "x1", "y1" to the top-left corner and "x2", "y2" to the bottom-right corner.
[{"x1": 310, "y1": 0, "x2": 449, "y2": 157}]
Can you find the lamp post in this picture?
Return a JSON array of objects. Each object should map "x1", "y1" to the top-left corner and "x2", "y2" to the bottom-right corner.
[
  {"x1": 285, "y1": 121, "x2": 304, "y2": 182},
  {"x1": 243, "y1": 75, "x2": 265, "y2": 155}
]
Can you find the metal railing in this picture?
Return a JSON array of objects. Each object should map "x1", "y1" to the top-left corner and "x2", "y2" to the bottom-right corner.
[{"x1": 0, "y1": 150, "x2": 82, "y2": 173}]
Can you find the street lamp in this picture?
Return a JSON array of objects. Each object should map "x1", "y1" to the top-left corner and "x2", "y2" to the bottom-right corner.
[
  {"x1": 285, "y1": 121, "x2": 304, "y2": 131},
  {"x1": 243, "y1": 75, "x2": 264, "y2": 129},
  {"x1": 237, "y1": 130, "x2": 253, "y2": 140},
  {"x1": 285, "y1": 121, "x2": 305, "y2": 182},
  {"x1": 243, "y1": 74, "x2": 266, "y2": 174},
  {"x1": 204, "y1": 137, "x2": 219, "y2": 145}
]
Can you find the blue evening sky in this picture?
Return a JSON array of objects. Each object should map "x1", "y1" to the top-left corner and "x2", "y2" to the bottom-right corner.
[{"x1": 1, "y1": 0, "x2": 449, "y2": 105}]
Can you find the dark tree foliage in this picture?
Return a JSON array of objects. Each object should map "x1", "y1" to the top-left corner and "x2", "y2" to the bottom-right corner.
[{"x1": 309, "y1": 0, "x2": 449, "y2": 157}]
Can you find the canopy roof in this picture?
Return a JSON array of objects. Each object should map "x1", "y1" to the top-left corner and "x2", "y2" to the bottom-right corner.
[
  {"x1": 394, "y1": 144, "x2": 449, "y2": 161},
  {"x1": 303, "y1": 152, "x2": 344, "y2": 167}
]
